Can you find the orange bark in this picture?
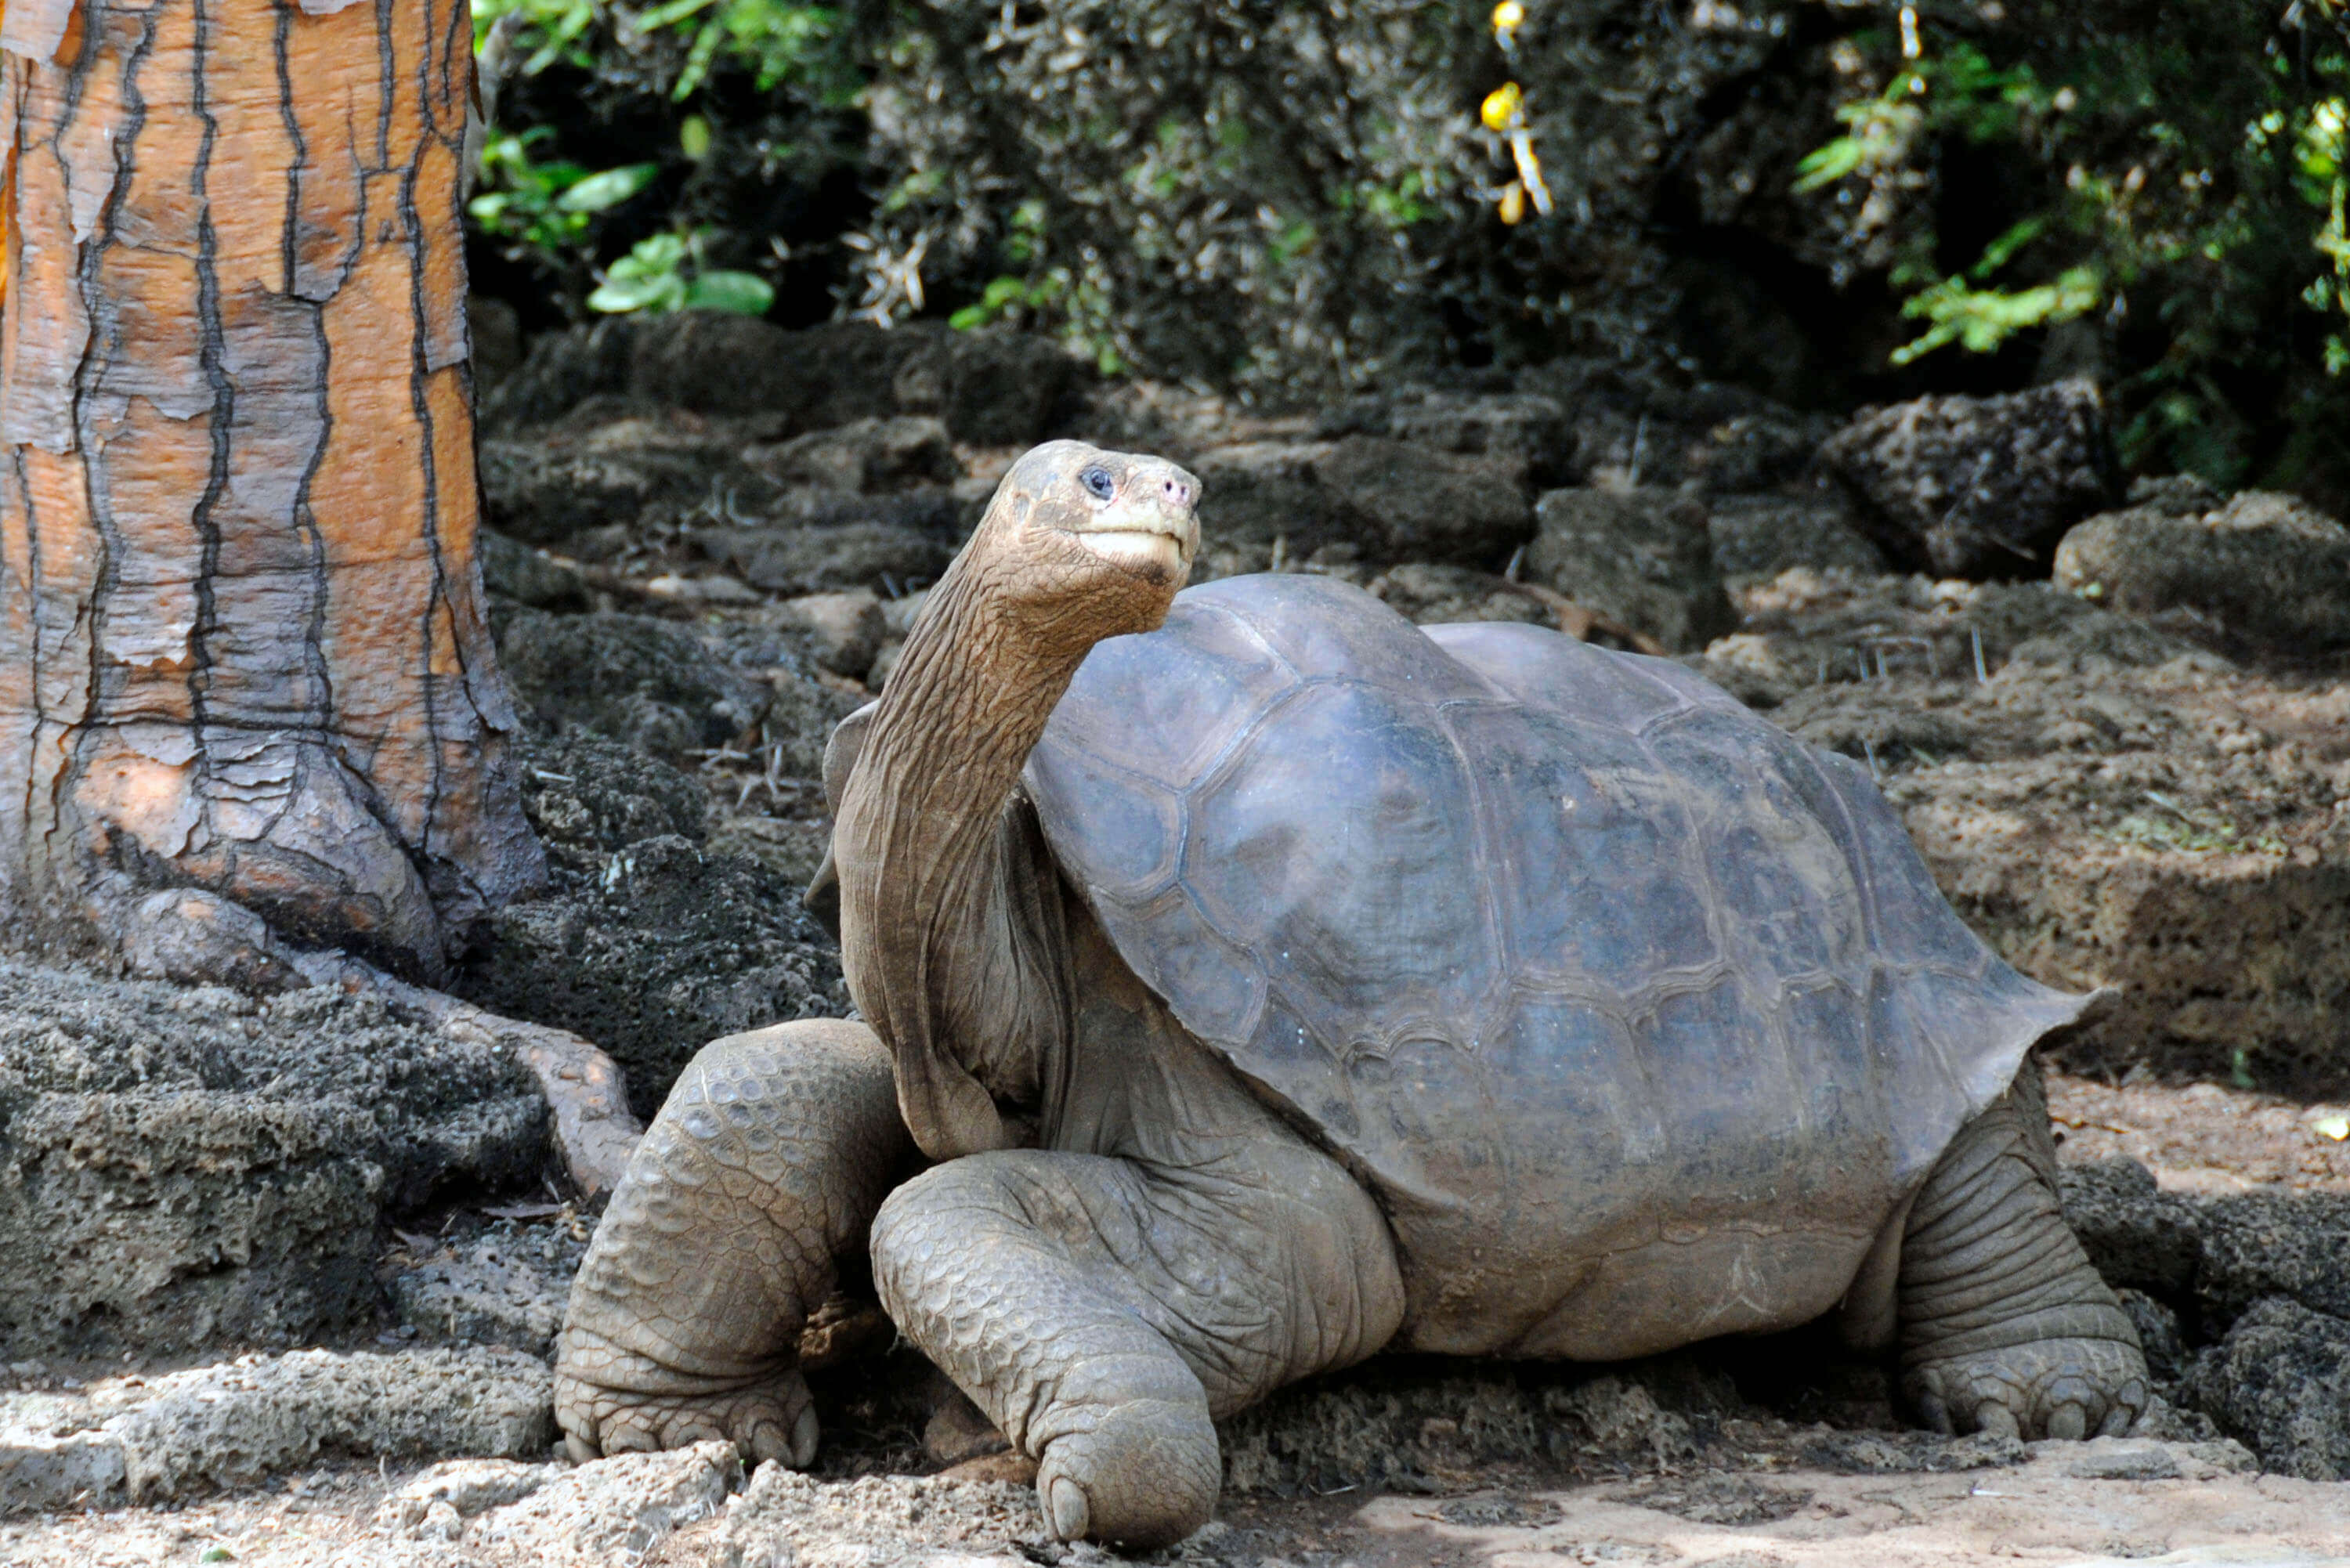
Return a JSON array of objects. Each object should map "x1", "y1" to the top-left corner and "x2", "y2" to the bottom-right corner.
[{"x1": 0, "y1": 0, "x2": 543, "y2": 984}]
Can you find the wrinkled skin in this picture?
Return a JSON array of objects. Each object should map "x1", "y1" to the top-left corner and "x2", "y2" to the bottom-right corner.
[{"x1": 556, "y1": 441, "x2": 2148, "y2": 1551}]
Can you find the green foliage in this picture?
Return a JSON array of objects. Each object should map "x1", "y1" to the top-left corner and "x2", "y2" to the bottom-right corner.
[
  {"x1": 475, "y1": 0, "x2": 599, "y2": 74},
  {"x1": 468, "y1": 128, "x2": 656, "y2": 272},
  {"x1": 588, "y1": 231, "x2": 778, "y2": 316},
  {"x1": 1795, "y1": 2, "x2": 2350, "y2": 489},
  {"x1": 949, "y1": 275, "x2": 1059, "y2": 332},
  {"x1": 475, "y1": 0, "x2": 856, "y2": 101},
  {"x1": 468, "y1": 0, "x2": 870, "y2": 319}
]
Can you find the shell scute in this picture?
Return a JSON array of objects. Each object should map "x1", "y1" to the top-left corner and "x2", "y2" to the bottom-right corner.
[
  {"x1": 1448, "y1": 703, "x2": 1717, "y2": 988},
  {"x1": 1048, "y1": 593, "x2": 1301, "y2": 792},
  {"x1": 1180, "y1": 678, "x2": 1500, "y2": 1035},
  {"x1": 1209, "y1": 575, "x2": 1495, "y2": 705},
  {"x1": 1423, "y1": 620, "x2": 1691, "y2": 731}
]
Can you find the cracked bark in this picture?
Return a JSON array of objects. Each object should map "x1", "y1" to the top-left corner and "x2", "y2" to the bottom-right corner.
[{"x1": 0, "y1": 0, "x2": 544, "y2": 986}]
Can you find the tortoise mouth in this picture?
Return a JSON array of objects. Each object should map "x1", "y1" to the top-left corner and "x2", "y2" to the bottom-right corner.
[{"x1": 1073, "y1": 526, "x2": 1189, "y2": 575}]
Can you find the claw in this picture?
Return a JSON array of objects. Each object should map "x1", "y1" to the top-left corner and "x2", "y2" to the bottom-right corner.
[
  {"x1": 1047, "y1": 1476, "x2": 1092, "y2": 1542},
  {"x1": 1974, "y1": 1400, "x2": 2022, "y2": 1440},
  {"x1": 790, "y1": 1402, "x2": 821, "y2": 1468},
  {"x1": 604, "y1": 1419, "x2": 660, "y2": 1454}
]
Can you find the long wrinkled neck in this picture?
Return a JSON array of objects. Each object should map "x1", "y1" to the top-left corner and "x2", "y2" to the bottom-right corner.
[{"x1": 833, "y1": 564, "x2": 1091, "y2": 1158}]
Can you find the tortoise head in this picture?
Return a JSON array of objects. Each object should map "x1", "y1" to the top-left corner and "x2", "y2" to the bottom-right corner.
[{"x1": 960, "y1": 439, "x2": 1202, "y2": 640}]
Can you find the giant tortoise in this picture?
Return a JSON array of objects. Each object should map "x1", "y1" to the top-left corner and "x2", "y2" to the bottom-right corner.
[{"x1": 555, "y1": 440, "x2": 2148, "y2": 1548}]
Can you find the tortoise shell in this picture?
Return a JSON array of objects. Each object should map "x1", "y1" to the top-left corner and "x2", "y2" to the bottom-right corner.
[{"x1": 1025, "y1": 573, "x2": 2088, "y2": 1357}]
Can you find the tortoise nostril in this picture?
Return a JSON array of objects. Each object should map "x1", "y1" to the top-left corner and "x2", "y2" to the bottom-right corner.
[{"x1": 1162, "y1": 477, "x2": 1194, "y2": 508}]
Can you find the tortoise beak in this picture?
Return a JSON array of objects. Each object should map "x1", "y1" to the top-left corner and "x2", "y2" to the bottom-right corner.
[{"x1": 1070, "y1": 464, "x2": 1201, "y2": 577}]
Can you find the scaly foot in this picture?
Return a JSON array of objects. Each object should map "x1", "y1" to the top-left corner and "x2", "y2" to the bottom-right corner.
[
  {"x1": 1904, "y1": 1336, "x2": 2150, "y2": 1440},
  {"x1": 1033, "y1": 1397, "x2": 1220, "y2": 1550},
  {"x1": 554, "y1": 1328, "x2": 816, "y2": 1466}
]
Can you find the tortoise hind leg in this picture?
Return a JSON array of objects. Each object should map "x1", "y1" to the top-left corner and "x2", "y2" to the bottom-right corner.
[{"x1": 1896, "y1": 1059, "x2": 2150, "y2": 1440}]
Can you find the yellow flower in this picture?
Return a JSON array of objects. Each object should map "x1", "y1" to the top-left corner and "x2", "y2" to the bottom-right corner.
[
  {"x1": 1492, "y1": 2, "x2": 1526, "y2": 34},
  {"x1": 1481, "y1": 82, "x2": 1524, "y2": 132},
  {"x1": 1499, "y1": 182, "x2": 1528, "y2": 225}
]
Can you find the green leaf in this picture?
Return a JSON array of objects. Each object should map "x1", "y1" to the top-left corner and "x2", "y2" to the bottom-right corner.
[
  {"x1": 684, "y1": 270, "x2": 776, "y2": 315},
  {"x1": 1971, "y1": 216, "x2": 2047, "y2": 280},
  {"x1": 198, "y1": 1550, "x2": 235, "y2": 1564},
  {"x1": 556, "y1": 164, "x2": 660, "y2": 214},
  {"x1": 634, "y1": 0, "x2": 718, "y2": 30},
  {"x1": 588, "y1": 273, "x2": 688, "y2": 313},
  {"x1": 1792, "y1": 137, "x2": 1865, "y2": 192},
  {"x1": 611, "y1": 233, "x2": 689, "y2": 279}
]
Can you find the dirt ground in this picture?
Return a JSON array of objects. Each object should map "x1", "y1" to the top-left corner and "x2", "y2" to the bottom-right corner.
[
  {"x1": 11, "y1": 1442, "x2": 2350, "y2": 1568},
  {"x1": 2047, "y1": 1075, "x2": 2350, "y2": 1196},
  {"x1": 5, "y1": 1073, "x2": 2344, "y2": 1568}
]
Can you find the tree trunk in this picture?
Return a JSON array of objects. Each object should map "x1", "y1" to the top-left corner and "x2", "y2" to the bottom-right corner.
[{"x1": 0, "y1": 0, "x2": 544, "y2": 986}]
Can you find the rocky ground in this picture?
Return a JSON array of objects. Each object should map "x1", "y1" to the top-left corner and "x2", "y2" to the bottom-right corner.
[
  {"x1": 7, "y1": 313, "x2": 2350, "y2": 1563},
  {"x1": 4, "y1": 1070, "x2": 2346, "y2": 1566}
]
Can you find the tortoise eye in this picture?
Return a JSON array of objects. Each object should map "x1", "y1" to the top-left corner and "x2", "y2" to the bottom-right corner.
[{"x1": 1079, "y1": 467, "x2": 1115, "y2": 500}]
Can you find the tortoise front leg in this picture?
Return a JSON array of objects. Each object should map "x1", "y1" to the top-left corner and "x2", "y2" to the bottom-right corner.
[
  {"x1": 555, "y1": 1019, "x2": 912, "y2": 1465},
  {"x1": 870, "y1": 1143, "x2": 1404, "y2": 1549},
  {"x1": 1896, "y1": 1059, "x2": 2150, "y2": 1440}
]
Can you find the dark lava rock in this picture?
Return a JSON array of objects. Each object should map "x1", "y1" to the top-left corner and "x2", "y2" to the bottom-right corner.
[
  {"x1": 1525, "y1": 488, "x2": 1735, "y2": 652},
  {"x1": 2057, "y1": 1158, "x2": 2203, "y2": 1300},
  {"x1": 1819, "y1": 378, "x2": 2118, "y2": 579},
  {"x1": 498, "y1": 609, "x2": 771, "y2": 764},
  {"x1": 1796, "y1": 1429, "x2": 2026, "y2": 1475},
  {"x1": 694, "y1": 618, "x2": 864, "y2": 780},
  {"x1": 1513, "y1": 356, "x2": 1815, "y2": 491},
  {"x1": 1190, "y1": 438, "x2": 1531, "y2": 569},
  {"x1": 1370, "y1": 563, "x2": 1552, "y2": 627},
  {"x1": 1435, "y1": 1496, "x2": 1566, "y2": 1529},
  {"x1": 1314, "y1": 435, "x2": 1535, "y2": 567},
  {"x1": 1219, "y1": 1356, "x2": 1736, "y2": 1497},
  {"x1": 1610, "y1": 1474, "x2": 1809, "y2": 1525},
  {"x1": 889, "y1": 327, "x2": 1083, "y2": 446},
  {"x1": 2195, "y1": 1190, "x2": 2350, "y2": 1328},
  {"x1": 1191, "y1": 443, "x2": 1357, "y2": 560},
  {"x1": 2116, "y1": 1288, "x2": 2189, "y2": 1389},
  {"x1": 692, "y1": 490, "x2": 966, "y2": 596},
  {"x1": 454, "y1": 836, "x2": 850, "y2": 1120},
  {"x1": 1316, "y1": 388, "x2": 1571, "y2": 487},
  {"x1": 767, "y1": 591, "x2": 888, "y2": 682},
  {"x1": 0, "y1": 963, "x2": 545, "y2": 1356},
  {"x1": 467, "y1": 295, "x2": 525, "y2": 394},
  {"x1": 1682, "y1": 409, "x2": 1837, "y2": 495},
  {"x1": 481, "y1": 316, "x2": 638, "y2": 431},
  {"x1": 479, "y1": 403, "x2": 771, "y2": 546},
  {"x1": 391, "y1": 1217, "x2": 587, "y2": 1360},
  {"x1": 2182, "y1": 1297, "x2": 2350, "y2": 1480},
  {"x1": 1706, "y1": 491, "x2": 1888, "y2": 583},
  {"x1": 2054, "y1": 490, "x2": 2350, "y2": 654},
  {"x1": 747, "y1": 417, "x2": 962, "y2": 494},
  {"x1": 483, "y1": 315, "x2": 1076, "y2": 448},
  {"x1": 514, "y1": 734, "x2": 708, "y2": 866},
  {"x1": 484, "y1": 313, "x2": 811, "y2": 430},
  {"x1": 479, "y1": 529, "x2": 589, "y2": 611}
]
